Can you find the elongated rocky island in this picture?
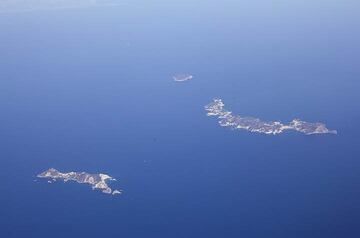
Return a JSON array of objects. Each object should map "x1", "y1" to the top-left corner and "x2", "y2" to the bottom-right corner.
[
  {"x1": 205, "y1": 99, "x2": 337, "y2": 135},
  {"x1": 37, "y1": 168, "x2": 122, "y2": 195}
]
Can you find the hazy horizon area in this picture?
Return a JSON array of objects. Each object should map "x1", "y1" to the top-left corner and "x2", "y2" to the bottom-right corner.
[{"x1": 0, "y1": 0, "x2": 122, "y2": 12}]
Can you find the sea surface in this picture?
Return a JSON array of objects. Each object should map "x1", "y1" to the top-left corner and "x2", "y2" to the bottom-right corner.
[{"x1": 1, "y1": 1, "x2": 360, "y2": 237}]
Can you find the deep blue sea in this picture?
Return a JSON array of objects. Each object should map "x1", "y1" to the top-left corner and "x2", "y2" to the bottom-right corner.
[{"x1": 1, "y1": 1, "x2": 360, "y2": 237}]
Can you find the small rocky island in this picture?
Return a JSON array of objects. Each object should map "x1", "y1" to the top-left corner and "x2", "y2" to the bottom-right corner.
[
  {"x1": 173, "y1": 74, "x2": 193, "y2": 82},
  {"x1": 37, "y1": 168, "x2": 122, "y2": 195},
  {"x1": 205, "y1": 99, "x2": 337, "y2": 135}
]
